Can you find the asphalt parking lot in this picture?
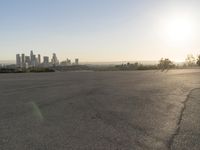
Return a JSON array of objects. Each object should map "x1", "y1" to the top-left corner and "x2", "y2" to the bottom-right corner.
[{"x1": 0, "y1": 69, "x2": 200, "y2": 150}]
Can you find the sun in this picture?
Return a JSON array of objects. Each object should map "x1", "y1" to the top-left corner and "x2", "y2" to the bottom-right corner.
[{"x1": 163, "y1": 15, "x2": 195, "y2": 46}]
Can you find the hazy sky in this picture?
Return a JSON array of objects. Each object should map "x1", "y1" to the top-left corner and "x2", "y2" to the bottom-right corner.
[{"x1": 1, "y1": 0, "x2": 200, "y2": 62}]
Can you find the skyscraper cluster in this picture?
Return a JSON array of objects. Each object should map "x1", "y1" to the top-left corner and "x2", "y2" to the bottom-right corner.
[
  {"x1": 16, "y1": 50, "x2": 79, "y2": 68},
  {"x1": 16, "y1": 51, "x2": 59, "y2": 68}
]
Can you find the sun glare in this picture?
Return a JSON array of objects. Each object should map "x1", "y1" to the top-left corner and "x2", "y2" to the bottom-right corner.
[{"x1": 163, "y1": 15, "x2": 195, "y2": 46}]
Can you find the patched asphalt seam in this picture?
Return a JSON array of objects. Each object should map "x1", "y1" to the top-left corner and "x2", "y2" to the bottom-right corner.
[{"x1": 168, "y1": 88, "x2": 200, "y2": 150}]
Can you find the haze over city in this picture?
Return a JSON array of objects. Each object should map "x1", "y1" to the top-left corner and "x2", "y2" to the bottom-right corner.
[{"x1": 1, "y1": 0, "x2": 200, "y2": 62}]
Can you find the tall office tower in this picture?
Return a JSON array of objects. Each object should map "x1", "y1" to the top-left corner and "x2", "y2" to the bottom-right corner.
[
  {"x1": 43, "y1": 56, "x2": 49, "y2": 67},
  {"x1": 51, "y1": 53, "x2": 59, "y2": 66},
  {"x1": 30, "y1": 50, "x2": 34, "y2": 66},
  {"x1": 21, "y1": 54, "x2": 25, "y2": 68},
  {"x1": 30, "y1": 50, "x2": 33, "y2": 60},
  {"x1": 32, "y1": 55, "x2": 36, "y2": 67},
  {"x1": 16, "y1": 54, "x2": 21, "y2": 68},
  {"x1": 25, "y1": 56, "x2": 31, "y2": 67},
  {"x1": 38, "y1": 54, "x2": 41, "y2": 64},
  {"x1": 75, "y1": 58, "x2": 79, "y2": 65}
]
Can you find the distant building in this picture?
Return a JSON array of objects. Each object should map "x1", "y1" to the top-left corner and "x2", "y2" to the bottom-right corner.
[
  {"x1": 16, "y1": 54, "x2": 21, "y2": 67},
  {"x1": 60, "y1": 58, "x2": 72, "y2": 66},
  {"x1": 30, "y1": 50, "x2": 34, "y2": 66},
  {"x1": 25, "y1": 56, "x2": 31, "y2": 66},
  {"x1": 32, "y1": 55, "x2": 37, "y2": 67},
  {"x1": 43, "y1": 56, "x2": 49, "y2": 67},
  {"x1": 67, "y1": 58, "x2": 71, "y2": 65},
  {"x1": 15, "y1": 50, "x2": 66, "y2": 68},
  {"x1": 75, "y1": 58, "x2": 79, "y2": 65},
  {"x1": 30, "y1": 50, "x2": 39, "y2": 67},
  {"x1": 38, "y1": 54, "x2": 41, "y2": 64},
  {"x1": 51, "y1": 53, "x2": 59, "y2": 66},
  {"x1": 16, "y1": 50, "x2": 43, "y2": 68},
  {"x1": 21, "y1": 54, "x2": 25, "y2": 68},
  {"x1": 60, "y1": 61, "x2": 67, "y2": 66}
]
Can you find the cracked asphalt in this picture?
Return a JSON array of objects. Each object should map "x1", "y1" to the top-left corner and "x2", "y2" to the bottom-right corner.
[
  {"x1": 171, "y1": 88, "x2": 200, "y2": 150},
  {"x1": 0, "y1": 69, "x2": 200, "y2": 150}
]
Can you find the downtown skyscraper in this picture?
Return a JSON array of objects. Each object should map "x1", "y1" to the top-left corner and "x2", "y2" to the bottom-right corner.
[
  {"x1": 16, "y1": 50, "x2": 42, "y2": 68},
  {"x1": 16, "y1": 50, "x2": 61, "y2": 68}
]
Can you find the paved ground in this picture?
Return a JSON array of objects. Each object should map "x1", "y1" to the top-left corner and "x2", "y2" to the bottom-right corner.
[
  {"x1": 171, "y1": 88, "x2": 200, "y2": 150},
  {"x1": 0, "y1": 69, "x2": 200, "y2": 150}
]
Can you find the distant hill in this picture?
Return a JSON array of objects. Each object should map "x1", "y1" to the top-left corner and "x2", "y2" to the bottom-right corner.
[
  {"x1": 81, "y1": 61, "x2": 159, "y2": 65},
  {"x1": 81, "y1": 60, "x2": 186, "y2": 66}
]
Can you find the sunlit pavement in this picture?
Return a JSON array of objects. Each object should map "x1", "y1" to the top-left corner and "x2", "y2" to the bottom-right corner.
[
  {"x1": 0, "y1": 69, "x2": 200, "y2": 150},
  {"x1": 171, "y1": 88, "x2": 200, "y2": 150}
]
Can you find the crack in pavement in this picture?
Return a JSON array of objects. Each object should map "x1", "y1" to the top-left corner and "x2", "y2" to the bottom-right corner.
[{"x1": 168, "y1": 88, "x2": 200, "y2": 150}]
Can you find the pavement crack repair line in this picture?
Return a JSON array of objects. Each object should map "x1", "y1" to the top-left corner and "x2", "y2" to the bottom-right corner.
[{"x1": 167, "y1": 88, "x2": 200, "y2": 150}]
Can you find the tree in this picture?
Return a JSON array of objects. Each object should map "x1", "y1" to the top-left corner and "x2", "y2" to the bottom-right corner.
[
  {"x1": 185, "y1": 54, "x2": 196, "y2": 67},
  {"x1": 158, "y1": 58, "x2": 175, "y2": 71},
  {"x1": 197, "y1": 55, "x2": 200, "y2": 66}
]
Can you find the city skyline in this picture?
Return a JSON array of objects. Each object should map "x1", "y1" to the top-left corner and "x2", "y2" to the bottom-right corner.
[
  {"x1": 15, "y1": 50, "x2": 79, "y2": 68},
  {"x1": 1, "y1": 0, "x2": 200, "y2": 62}
]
